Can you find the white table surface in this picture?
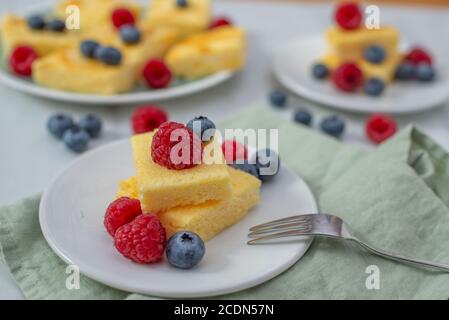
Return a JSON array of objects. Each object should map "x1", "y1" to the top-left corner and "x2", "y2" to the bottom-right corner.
[{"x1": 1, "y1": 0, "x2": 449, "y2": 299}]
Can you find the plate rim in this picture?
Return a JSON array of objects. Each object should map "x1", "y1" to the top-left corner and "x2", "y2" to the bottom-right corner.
[
  {"x1": 38, "y1": 138, "x2": 318, "y2": 298},
  {"x1": 272, "y1": 34, "x2": 449, "y2": 115}
]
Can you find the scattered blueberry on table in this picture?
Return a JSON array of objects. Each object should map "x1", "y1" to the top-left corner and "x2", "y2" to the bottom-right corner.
[
  {"x1": 269, "y1": 90, "x2": 287, "y2": 108},
  {"x1": 294, "y1": 109, "x2": 313, "y2": 126},
  {"x1": 186, "y1": 116, "x2": 216, "y2": 142},
  {"x1": 252, "y1": 149, "x2": 280, "y2": 183},
  {"x1": 27, "y1": 15, "x2": 46, "y2": 30},
  {"x1": 166, "y1": 231, "x2": 205, "y2": 269},
  {"x1": 79, "y1": 114, "x2": 102, "y2": 138},
  {"x1": 80, "y1": 40, "x2": 100, "y2": 58},
  {"x1": 120, "y1": 25, "x2": 141, "y2": 44},
  {"x1": 364, "y1": 45, "x2": 386, "y2": 64},
  {"x1": 63, "y1": 126, "x2": 91, "y2": 154},
  {"x1": 312, "y1": 63, "x2": 329, "y2": 79},
  {"x1": 415, "y1": 63, "x2": 435, "y2": 82},
  {"x1": 94, "y1": 46, "x2": 122, "y2": 65},
  {"x1": 395, "y1": 63, "x2": 414, "y2": 80},
  {"x1": 320, "y1": 115, "x2": 345, "y2": 138},
  {"x1": 47, "y1": 114, "x2": 74, "y2": 139},
  {"x1": 364, "y1": 78, "x2": 385, "y2": 96},
  {"x1": 232, "y1": 161, "x2": 260, "y2": 179},
  {"x1": 47, "y1": 19, "x2": 66, "y2": 32},
  {"x1": 176, "y1": 0, "x2": 189, "y2": 8}
]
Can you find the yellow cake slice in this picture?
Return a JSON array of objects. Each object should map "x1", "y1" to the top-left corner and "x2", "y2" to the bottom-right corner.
[
  {"x1": 132, "y1": 132, "x2": 231, "y2": 213},
  {"x1": 55, "y1": 0, "x2": 142, "y2": 34},
  {"x1": 325, "y1": 25, "x2": 399, "y2": 63},
  {"x1": 0, "y1": 14, "x2": 79, "y2": 57},
  {"x1": 165, "y1": 26, "x2": 246, "y2": 78},
  {"x1": 145, "y1": 0, "x2": 210, "y2": 37},
  {"x1": 117, "y1": 167, "x2": 261, "y2": 241}
]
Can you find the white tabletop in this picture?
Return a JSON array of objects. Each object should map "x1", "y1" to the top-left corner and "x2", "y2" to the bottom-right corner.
[{"x1": 1, "y1": 0, "x2": 449, "y2": 299}]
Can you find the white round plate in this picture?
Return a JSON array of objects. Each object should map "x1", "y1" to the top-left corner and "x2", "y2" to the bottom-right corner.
[
  {"x1": 273, "y1": 36, "x2": 449, "y2": 114},
  {"x1": 39, "y1": 139, "x2": 317, "y2": 298},
  {"x1": 0, "y1": 1, "x2": 235, "y2": 105}
]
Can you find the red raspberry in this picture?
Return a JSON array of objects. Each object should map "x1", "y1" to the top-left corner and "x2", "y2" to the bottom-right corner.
[
  {"x1": 143, "y1": 59, "x2": 172, "y2": 89},
  {"x1": 221, "y1": 140, "x2": 248, "y2": 164},
  {"x1": 209, "y1": 17, "x2": 233, "y2": 29},
  {"x1": 365, "y1": 114, "x2": 397, "y2": 144},
  {"x1": 335, "y1": 2, "x2": 362, "y2": 30},
  {"x1": 405, "y1": 47, "x2": 433, "y2": 65},
  {"x1": 114, "y1": 214, "x2": 166, "y2": 264},
  {"x1": 151, "y1": 121, "x2": 203, "y2": 170},
  {"x1": 10, "y1": 46, "x2": 39, "y2": 77},
  {"x1": 332, "y1": 63, "x2": 363, "y2": 92},
  {"x1": 111, "y1": 8, "x2": 135, "y2": 29},
  {"x1": 132, "y1": 105, "x2": 168, "y2": 134},
  {"x1": 104, "y1": 197, "x2": 142, "y2": 236}
]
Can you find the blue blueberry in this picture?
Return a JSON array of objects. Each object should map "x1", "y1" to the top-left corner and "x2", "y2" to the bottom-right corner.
[
  {"x1": 232, "y1": 161, "x2": 260, "y2": 179},
  {"x1": 320, "y1": 115, "x2": 345, "y2": 138},
  {"x1": 364, "y1": 45, "x2": 386, "y2": 64},
  {"x1": 294, "y1": 109, "x2": 313, "y2": 126},
  {"x1": 63, "y1": 126, "x2": 90, "y2": 153},
  {"x1": 47, "y1": 19, "x2": 66, "y2": 32},
  {"x1": 395, "y1": 63, "x2": 414, "y2": 80},
  {"x1": 120, "y1": 25, "x2": 141, "y2": 44},
  {"x1": 27, "y1": 15, "x2": 46, "y2": 30},
  {"x1": 415, "y1": 63, "x2": 435, "y2": 82},
  {"x1": 80, "y1": 40, "x2": 100, "y2": 58},
  {"x1": 94, "y1": 46, "x2": 122, "y2": 65},
  {"x1": 166, "y1": 231, "x2": 205, "y2": 269},
  {"x1": 312, "y1": 63, "x2": 329, "y2": 79},
  {"x1": 364, "y1": 78, "x2": 385, "y2": 96},
  {"x1": 251, "y1": 149, "x2": 280, "y2": 183},
  {"x1": 47, "y1": 113, "x2": 74, "y2": 139},
  {"x1": 79, "y1": 114, "x2": 102, "y2": 138},
  {"x1": 269, "y1": 90, "x2": 287, "y2": 108},
  {"x1": 186, "y1": 116, "x2": 216, "y2": 142},
  {"x1": 176, "y1": 0, "x2": 189, "y2": 8}
]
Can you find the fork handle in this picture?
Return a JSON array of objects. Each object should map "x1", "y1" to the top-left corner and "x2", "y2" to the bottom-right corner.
[{"x1": 351, "y1": 238, "x2": 449, "y2": 273}]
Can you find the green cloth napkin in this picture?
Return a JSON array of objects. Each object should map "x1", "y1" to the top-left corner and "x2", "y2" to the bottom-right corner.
[{"x1": 2, "y1": 104, "x2": 449, "y2": 299}]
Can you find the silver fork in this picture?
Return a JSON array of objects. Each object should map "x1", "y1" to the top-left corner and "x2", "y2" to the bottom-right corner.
[{"x1": 248, "y1": 214, "x2": 449, "y2": 272}]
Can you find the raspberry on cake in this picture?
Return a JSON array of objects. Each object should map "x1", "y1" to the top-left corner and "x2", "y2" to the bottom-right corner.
[
  {"x1": 165, "y1": 26, "x2": 246, "y2": 79},
  {"x1": 117, "y1": 167, "x2": 261, "y2": 241},
  {"x1": 132, "y1": 131, "x2": 231, "y2": 213}
]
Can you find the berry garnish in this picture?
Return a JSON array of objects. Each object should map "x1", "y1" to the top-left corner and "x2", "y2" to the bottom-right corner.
[
  {"x1": 312, "y1": 63, "x2": 329, "y2": 79},
  {"x1": 132, "y1": 105, "x2": 168, "y2": 134},
  {"x1": 364, "y1": 78, "x2": 385, "y2": 96},
  {"x1": 62, "y1": 126, "x2": 90, "y2": 153},
  {"x1": 232, "y1": 161, "x2": 260, "y2": 179},
  {"x1": 221, "y1": 140, "x2": 248, "y2": 164},
  {"x1": 186, "y1": 116, "x2": 216, "y2": 142},
  {"x1": 27, "y1": 15, "x2": 45, "y2": 30},
  {"x1": 251, "y1": 149, "x2": 280, "y2": 183},
  {"x1": 80, "y1": 40, "x2": 100, "y2": 58},
  {"x1": 120, "y1": 25, "x2": 141, "y2": 44},
  {"x1": 143, "y1": 59, "x2": 172, "y2": 89},
  {"x1": 104, "y1": 197, "x2": 143, "y2": 237},
  {"x1": 10, "y1": 46, "x2": 39, "y2": 77},
  {"x1": 79, "y1": 114, "x2": 102, "y2": 138},
  {"x1": 111, "y1": 8, "x2": 135, "y2": 29},
  {"x1": 294, "y1": 109, "x2": 313, "y2": 126},
  {"x1": 176, "y1": 0, "x2": 189, "y2": 8},
  {"x1": 47, "y1": 19, "x2": 66, "y2": 32},
  {"x1": 365, "y1": 114, "x2": 397, "y2": 144},
  {"x1": 94, "y1": 46, "x2": 122, "y2": 65},
  {"x1": 151, "y1": 121, "x2": 203, "y2": 170},
  {"x1": 209, "y1": 17, "x2": 232, "y2": 29},
  {"x1": 269, "y1": 90, "x2": 287, "y2": 108},
  {"x1": 47, "y1": 113, "x2": 74, "y2": 139},
  {"x1": 114, "y1": 214, "x2": 166, "y2": 264},
  {"x1": 395, "y1": 63, "x2": 414, "y2": 81},
  {"x1": 166, "y1": 231, "x2": 205, "y2": 269},
  {"x1": 320, "y1": 115, "x2": 345, "y2": 139},
  {"x1": 335, "y1": 2, "x2": 362, "y2": 30},
  {"x1": 364, "y1": 45, "x2": 386, "y2": 64},
  {"x1": 331, "y1": 63, "x2": 363, "y2": 92},
  {"x1": 415, "y1": 63, "x2": 435, "y2": 82},
  {"x1": 405, "y1": 47, "x2": 432, "y2": 65}
]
